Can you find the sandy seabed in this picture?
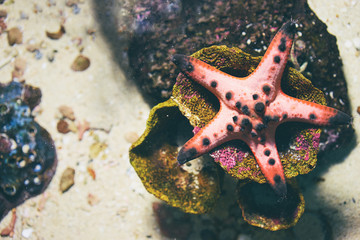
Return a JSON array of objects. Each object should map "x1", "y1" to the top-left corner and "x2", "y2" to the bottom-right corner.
[{"x1": 0, "y1": 0, "x2": 360, "y2": 239}]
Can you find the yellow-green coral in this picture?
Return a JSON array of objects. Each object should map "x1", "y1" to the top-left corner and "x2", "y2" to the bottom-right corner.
[{"x1": 129, "y1": 99, "x2": 220, "y2": 214}]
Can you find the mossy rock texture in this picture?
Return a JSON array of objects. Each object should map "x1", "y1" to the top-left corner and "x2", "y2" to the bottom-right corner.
[{"x1": 129, "y1": 99, "x2": 221, "y2": 214}]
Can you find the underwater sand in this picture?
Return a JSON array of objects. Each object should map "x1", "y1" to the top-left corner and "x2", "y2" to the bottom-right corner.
[{"x1": 0, "y1": 0, "x2": 359, "y2": 239}]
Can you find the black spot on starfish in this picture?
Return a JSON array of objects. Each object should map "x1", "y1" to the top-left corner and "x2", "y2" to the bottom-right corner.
[
  {"x1": 202, "y1": 138, "x2": 210, "y2": 146},
  {"x1": 274, "y1": 55, "x2": 281, "y2": 63}
]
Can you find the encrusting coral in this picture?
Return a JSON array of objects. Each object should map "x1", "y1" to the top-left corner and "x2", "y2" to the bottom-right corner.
[{"x1": 130, "y1": 99, "x2": 221, "y2": 214}]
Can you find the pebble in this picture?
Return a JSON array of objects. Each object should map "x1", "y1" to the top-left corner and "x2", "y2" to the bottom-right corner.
[
  {"x1": 71, "y1": 55, "x2": 90, "y2": 71},
  {"x1": 59, "y1": 167, "x2": 75, "y2": 193},
  {"x1": 34, "y1": 50, "x2": 43, "y2": 60},
  {"x1": 7, "y1": 27, "x2": 23, "y2": 46},
  {"x1": 46, "y1": 25, "x2": 65, "y2": 40},
  {"x1": 57, "y1": 119, "x2": 71, "y2": 134},
  {"x1": 21, "y1": 228, "x2": 33, "y2": 238},
  {"x1": 58, "y1": 105, "x2": 76, "y2": 121}
]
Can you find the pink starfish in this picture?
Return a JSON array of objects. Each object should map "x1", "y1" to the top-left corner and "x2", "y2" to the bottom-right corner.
[{"x1": 172, "y1": 21, "x2": 351, "y2": 196}]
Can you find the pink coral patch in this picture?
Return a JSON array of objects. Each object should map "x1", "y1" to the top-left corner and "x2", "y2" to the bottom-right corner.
[
  {"x1": 210, "y1": 146, "x2": 246, "y2": 171},
  {"x1": 312, "y1": 132, "x2": 321, "y2": 150},
  {"x1": 192, "y1": 126, "x2": 201, "y2": 135}
]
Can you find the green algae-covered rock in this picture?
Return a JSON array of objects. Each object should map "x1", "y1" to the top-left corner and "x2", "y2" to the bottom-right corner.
[
  {"x1": 129, "y1": 99, "x2": 221, "y2": 214},
  {"x1": 172, "y1": 45, "x2": 325, "y2": 183}
]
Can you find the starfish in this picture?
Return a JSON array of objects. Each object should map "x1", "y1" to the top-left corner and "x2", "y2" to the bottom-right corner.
[{"x1": 171, "y1": 21, "x2": 352, "y2": 196}]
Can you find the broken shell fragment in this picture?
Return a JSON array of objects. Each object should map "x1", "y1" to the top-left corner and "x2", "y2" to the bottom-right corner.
[
  {"x1": 87, "y1": 166, "x2": 96, "y2": 180},
  {"x1": 71, "y1": 55, "x2": 90, "y2": 71},
  {"x1": 59, "y1": 167, "x2": 75, "y2": 193},
  {"x1": 46, "y1": 25, "x2": 65, "y2": 40},
  {"x1": 58, "y1": 105, "x2": 76, "y2": 121},
  {"x1": 7, "y1": 27, "x2": 22, "y2": 46}
]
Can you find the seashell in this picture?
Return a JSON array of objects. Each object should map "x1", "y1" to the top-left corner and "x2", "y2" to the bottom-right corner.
[
  {"x1": 46, "y1": 25, "x2": 65, "y2": 40},
  {"x1": 71, "y1": 55, "x2": 90, "y2": 71}
]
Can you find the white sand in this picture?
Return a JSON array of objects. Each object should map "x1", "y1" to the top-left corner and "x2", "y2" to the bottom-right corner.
[
  {"x1": 307, "y1": 1, "x2": 360, "y2": 239},
  {"x1": 0, "y1": 1, "x2": 157, "y2": 239},
  {"x1": 0, "y1": 0, "x2": 359, "y2": 239}
]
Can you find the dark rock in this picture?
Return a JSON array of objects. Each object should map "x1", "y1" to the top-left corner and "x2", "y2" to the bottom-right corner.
[{"x1": 0, "y1": 81, "x2": 57, "y2": 220}]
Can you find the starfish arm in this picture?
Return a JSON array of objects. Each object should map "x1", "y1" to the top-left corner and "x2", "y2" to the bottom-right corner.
[
  {"x1": 177, "y1": 104, "x2": 245, "y2": 164},
  {"x1": 273, "y1": 92, "x2": 352, "y2": 126},
  {"x1": 172, "y1": 54, "x2": 262, "y2": 115},
  {"x1": 172, "y1": 54, "x2": 245, "y2": 99},
  {"x1": 247, "y1": 21, "x2": 297, "y2": 101},
  {"x1": 246, "y1": 127, "x2": 287, "y2": 196}
]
